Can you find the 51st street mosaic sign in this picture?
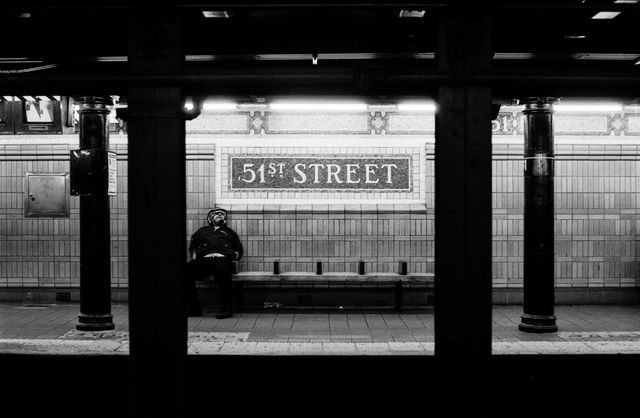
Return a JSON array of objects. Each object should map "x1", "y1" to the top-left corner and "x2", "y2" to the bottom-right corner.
[{"x1": 230, "y1": 156, "x2": 411, "y2": 190}]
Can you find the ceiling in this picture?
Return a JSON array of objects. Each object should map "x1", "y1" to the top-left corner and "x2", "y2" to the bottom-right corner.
[{"x1": 1, "y1": 1, "x2": 639, "y2": 101}]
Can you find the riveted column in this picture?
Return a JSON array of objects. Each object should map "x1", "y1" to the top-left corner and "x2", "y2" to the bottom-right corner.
[
  {"x1": 73, "y1": 95, "x2": 115, "y2": 331},
  {"x1": 519, "y1": 97, "x2": 558, "y2": 333}
]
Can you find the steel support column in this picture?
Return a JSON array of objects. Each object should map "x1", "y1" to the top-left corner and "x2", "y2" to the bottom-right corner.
[
  {"x1": 519, "y1": 98, "x2": 558, "y2": 333},
  {"x1": 127, "y1": 10, "x2": 187, "y2": 417},
  {"x1": 75, "y1": 96, "x2": 115, "y2": 331},
  {"x1": 434, "y1": 9, "x2": 493, "y2": 416}
]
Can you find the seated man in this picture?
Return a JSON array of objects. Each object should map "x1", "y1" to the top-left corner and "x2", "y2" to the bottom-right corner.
[{"x1": 185, "y1": 207, "x2": 243, "y2": 318}]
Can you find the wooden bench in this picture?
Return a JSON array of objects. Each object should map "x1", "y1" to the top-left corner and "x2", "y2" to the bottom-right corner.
[{"x1": 198, "y1": 270, "x2": 434, "y2": 311}]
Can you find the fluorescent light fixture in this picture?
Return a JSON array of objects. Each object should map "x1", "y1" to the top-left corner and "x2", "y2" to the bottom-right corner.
[
  {"x1": 269, "y1": 102, "x2": 367, "y2": 111},
  {"x1": 397, "y1": 101, "x2": 437, "y2": 112},
  {"x1": 624, "y1": 104, "x2": 640, "y2": 113},
  {"x1": 0, "y1": 57, "x2": 43, "y2": 64},
  {"x1": 493, "y1": 52, "x2": 535, "y2": 60},
  {"x1": 614, "y1": 1, "x2": 638, "y2": 4},
  {"x1": 185, "y1": 52, "x2": 434, "y2": 62},
  {"x1": 202, "y1": 101, "x2": 237, "y2": 111},
  {"x1": 94, "y1": 56, "x2": 127, "y2": 62},
  {"x1": 592, "y1": 11, "x2": 621, "y2": 19},
  {"x1": 564, "y1": 35, "x2": 586, "y2": 39},
  {"x1": 553, "y1": 102, "x2": 623, "y2": 113},
  {"x1": 237, "y1": 103, "x2": 268, "y2": 110},
  {"x1": 398, "y1": 10, "x2": 425, "y2": 18},
  {"x1": 202, "y1": 11, "x2": 231, "y2": 18}
]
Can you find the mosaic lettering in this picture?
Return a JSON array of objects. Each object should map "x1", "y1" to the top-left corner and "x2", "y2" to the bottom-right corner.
[{"x1": 230, "y1": 156, "x2": 411, "y2": 190}]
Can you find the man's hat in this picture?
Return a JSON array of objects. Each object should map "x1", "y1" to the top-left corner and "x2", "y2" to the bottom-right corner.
[
  {"x1": 209, "y1": 207, "x2": 227, "y2": 216},
  {"x1": 207, "y1": 207, "x2": 228, "y2": 226},
  {"x1": 207, "y1": 207, "x2": 228, "y2": 220}
]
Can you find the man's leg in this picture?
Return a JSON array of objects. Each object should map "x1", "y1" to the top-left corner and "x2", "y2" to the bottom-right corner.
[
  {"x1": 185, "y1": 258, "x2": 215, "y2": 316},
  {"x1": 212, "y1": 259, "x2": 234, "y2": 319}
]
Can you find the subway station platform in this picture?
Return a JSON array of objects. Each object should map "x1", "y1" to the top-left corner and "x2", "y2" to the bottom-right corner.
[
  {"x1": 1, "y1": 302, "x2": 639, "y2": 355},
  {"x1": 2, "y1": 302, "x2": 639, "y2": 418}
]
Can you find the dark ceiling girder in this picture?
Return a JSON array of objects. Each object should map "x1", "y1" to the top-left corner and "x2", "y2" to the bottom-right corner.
[
  {"x1": 2, "y1": 2, "x2": 640, "y2": 11},
  {"x1": 2, "y1": 68, "x2": 640, "y2": 100},
  {"x1": 3, "y1": 3, "x2": 639, "y2": 59},
  {"x1": 2, "y1": 2, "x2": 639, "y2": 100}
]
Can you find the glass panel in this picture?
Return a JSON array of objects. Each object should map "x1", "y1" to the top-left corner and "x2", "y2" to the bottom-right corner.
[{"x1": 23, "y1": 100, "x2": 54, "y2": 123}]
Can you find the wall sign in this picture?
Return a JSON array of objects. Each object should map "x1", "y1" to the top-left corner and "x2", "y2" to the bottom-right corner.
[
  {"x1": 107, "y1": 152, "x2": 117, "y2": 195},
  {"x1": 230, "y1": 156, "x2": 411, "y2": 190}
]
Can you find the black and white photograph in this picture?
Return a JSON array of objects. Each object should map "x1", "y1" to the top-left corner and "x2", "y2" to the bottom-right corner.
[{"x1": 1, "y1": 2, "x2": 639, "y2": 417}]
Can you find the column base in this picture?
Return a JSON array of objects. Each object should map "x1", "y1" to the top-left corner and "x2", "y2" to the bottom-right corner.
[
  {"x1": 76, "y1": 313, "x2": 115, "y2": 331},
  {"x1": 518, "y1": 312, "x2": 557, "y2": 333}
]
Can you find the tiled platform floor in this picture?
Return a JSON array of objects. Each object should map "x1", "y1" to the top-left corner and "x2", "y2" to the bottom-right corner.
[{"x1": 1, "y1": 302, "x2": 639, "y2": 355}]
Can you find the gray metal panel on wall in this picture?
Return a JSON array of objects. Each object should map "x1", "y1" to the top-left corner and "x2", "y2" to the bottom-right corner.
[{"x1": 24, "y1": 172, "x2": 70, "y2": 217}]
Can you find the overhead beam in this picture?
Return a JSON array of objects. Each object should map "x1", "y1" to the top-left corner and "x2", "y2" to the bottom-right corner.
[
  {"x1": 2, "y1": 68, "x2": 640, "y2": 100},
  {"x1": 3, "y1": 1, "x2": 640, "y2": 12}
]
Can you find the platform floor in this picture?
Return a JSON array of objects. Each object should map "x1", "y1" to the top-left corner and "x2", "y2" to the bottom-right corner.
[{"x1": 1, "y1": 302, "x2": 639, "y2": 355}]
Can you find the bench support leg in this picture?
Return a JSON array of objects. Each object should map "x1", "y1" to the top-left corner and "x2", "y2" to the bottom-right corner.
[
  {"x1": 234, "y1": 282, "x2": 243, "y2": 311},
  {"x1": 394, "y1": 281, "x2": 403, "y2": 312}
]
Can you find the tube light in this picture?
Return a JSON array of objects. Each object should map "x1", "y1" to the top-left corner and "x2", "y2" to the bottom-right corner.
[
  {"x1": 269, "y1": 102, "x2": 367, "y2": 111},
  {"x1": 202, "y1": 101, "x2": 237, "y2": 111},
  {"x1": 592, "y1": 11, "x2": 621, "y2": 19},
  {"x1": 398, "y1": 10, "x2": 425, "y2": 18},
  {"x1": 397, "y1": 101, "x2": 437, "y2": 112},
  {"x1": 237, "y1": 103, "x2": 268, "y2": 110},
  {"x1": 202, "y1": 11, "x2": 231, "y2": 18},
  {"x1": 553, "y1": 102, "x2": 623, "y2": 113},
  {"x1": 624, "y1": 105, "x2": 640, "y2": 113}
]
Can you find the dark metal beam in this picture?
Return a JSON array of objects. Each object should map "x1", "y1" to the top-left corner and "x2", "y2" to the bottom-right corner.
[
  {"x1": 126, "y1": 11, "x2": 187, "y2": 418},
  {"x1": 519, "y1": 97, "x2": 558, "y2": 333},
  {"x1": 74, "y1": 96, "x2": 115, "y2": 332},
  {"x1": 3, "y1": 1, "x2": 640, "y2": 12},
  {"x1": 434, "y1": 8, "x2": 493, "y2": 417},
  {"x1": 2, "y1": 68, "x2": 640, "y2": 100}
]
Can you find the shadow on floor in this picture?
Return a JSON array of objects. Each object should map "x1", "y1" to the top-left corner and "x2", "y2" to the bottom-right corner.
[{"x1": 2, "y1": 353, "x2": 638, "y2": 418}]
